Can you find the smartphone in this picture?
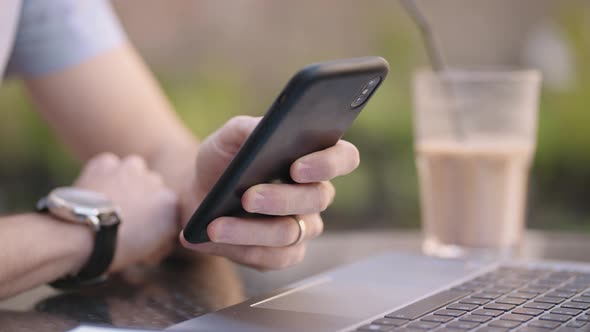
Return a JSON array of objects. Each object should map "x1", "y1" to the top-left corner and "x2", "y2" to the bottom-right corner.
[{"x1": 182, "y1": 56, "x2": 389, "y2": 243}]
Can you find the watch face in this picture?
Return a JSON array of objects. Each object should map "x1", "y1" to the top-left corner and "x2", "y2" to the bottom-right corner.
[{"x1": 50, "y1": 187, "x2": 113, "y2": 211}]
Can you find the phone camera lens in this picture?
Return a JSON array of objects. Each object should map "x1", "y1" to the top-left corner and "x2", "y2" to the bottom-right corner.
[
  {"x1": 367, "y1": 77, "x2": 380, "y2": 87},
  {"x1": 351, "y1": 96, "x2": 366, "y2": 108}
]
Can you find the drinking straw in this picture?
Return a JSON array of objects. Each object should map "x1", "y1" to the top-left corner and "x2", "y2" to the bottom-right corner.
[
  {"x1": 400, "y1": 0, "x2": 445, "y2": 71},
  {"x1": 401, "y1": 0, "x2": 465, "y2": 139}
]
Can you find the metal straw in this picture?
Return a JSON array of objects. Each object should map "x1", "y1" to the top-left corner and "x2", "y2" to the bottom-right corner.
[
  {"x1": 400, "y1": 0, "x2": 445, "y2": 71},
  {"x1": 401, "y1": 0, "x2": 465, "y2": 140}
]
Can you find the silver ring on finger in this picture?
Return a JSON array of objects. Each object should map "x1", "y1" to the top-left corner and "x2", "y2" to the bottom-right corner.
[{"x1": 289, "y1": 215, "x2": 306, "y2": 247}]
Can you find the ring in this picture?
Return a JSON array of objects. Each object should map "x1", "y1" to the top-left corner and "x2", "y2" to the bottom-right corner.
[{"x1": 289, "y1": 216, "x2": 306, "y2": 246}]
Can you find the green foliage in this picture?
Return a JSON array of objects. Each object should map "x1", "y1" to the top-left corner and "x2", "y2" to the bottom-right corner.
[
  {"x1": 528, "y1": 7, "x2": 590, "y2": 229},
  {"x1": 160, "y1": 65, "x2": 249, "y2": 138}
]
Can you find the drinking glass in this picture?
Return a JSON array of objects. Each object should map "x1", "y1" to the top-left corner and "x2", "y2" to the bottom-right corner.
[{"x1": 413, "y1": 69, "x2": 541, "y2": 258}]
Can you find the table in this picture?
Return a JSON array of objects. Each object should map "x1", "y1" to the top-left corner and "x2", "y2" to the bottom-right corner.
[{"x1": 1, "y1": 229, "x2": 589, "y2": 331}]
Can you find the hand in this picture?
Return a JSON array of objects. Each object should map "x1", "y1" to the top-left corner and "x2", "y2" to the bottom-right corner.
[
  {"x1": 180, "y1": 116, "x2": 360, "y2": 270},
  {"x1": 74, "y1": 153, "x2": 179, "y2": 272}
]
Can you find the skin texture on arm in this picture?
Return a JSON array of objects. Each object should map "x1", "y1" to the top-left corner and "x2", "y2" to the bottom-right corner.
[
  {"x1": 23, "y1": 43, "x2": 199, "y2": 196},
  {"x1": 0, "y1": 213, "x2": 93, "y2": 299}
]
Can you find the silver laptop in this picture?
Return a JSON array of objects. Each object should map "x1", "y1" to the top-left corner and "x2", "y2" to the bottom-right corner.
[{"x1": 166, "y1": 252, "x2": 590, "y2": 332}]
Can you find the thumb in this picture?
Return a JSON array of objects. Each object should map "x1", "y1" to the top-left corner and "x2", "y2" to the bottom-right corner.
[
  {"x1": 212, "y1": 116, "x2": 262, "y2": 156},
  {"x1": 194, "y1": 116, "x2": 262, "y2": 194}
]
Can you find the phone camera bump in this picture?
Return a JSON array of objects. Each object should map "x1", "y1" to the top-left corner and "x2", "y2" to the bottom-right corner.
[{"x1": 350, "y1": 76, "x2": 381, "y2": 108}]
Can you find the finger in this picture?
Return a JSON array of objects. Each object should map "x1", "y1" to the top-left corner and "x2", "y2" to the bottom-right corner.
[
  {"x1": 301, "y1": 213, "x2": 324, "y2": 240},
  {"x1": 180, "y1": 235, "x2": 307, "y2": 270},
  {"x1": 242, "y1": 181, "x2": 335, "y2": 215},
  {"x1": 121, "y1": 154, "x2": 147, "y2": 171},
  {"x1": 207, "y1": 213, "x2": 323, "y2": 247},
  {"x1": 76, "y1": 153, "x2": 120, "y2": 186},
  {"x1": 291, "y1": 140, "x2": 360, "y2": 183},
  {"x1": 213, "y1": 116, "x2": 262, "y2": 157},
  {"x1": 83, "y1": 152, "x2": 120, "y2": 174}
]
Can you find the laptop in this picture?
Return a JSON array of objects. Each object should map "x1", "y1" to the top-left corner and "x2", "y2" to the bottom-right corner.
[{"x1": 166, "y1": 251, "x2": 590, "y2": 332}]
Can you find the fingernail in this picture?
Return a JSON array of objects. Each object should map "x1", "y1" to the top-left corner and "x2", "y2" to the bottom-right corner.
[
  {"x1": 210, "y1": 220, "x2": 230, "y2": 242},
  {"x1": 248, "y1": 190, "x2": 265, "y2": 213},
  {"x1": 296, "y1": 161, "x2": 313, "y2": 182}
]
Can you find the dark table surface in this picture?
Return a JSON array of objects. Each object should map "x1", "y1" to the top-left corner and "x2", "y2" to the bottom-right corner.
[{"x1": 1, "y1": 229, "x2": 589, "y2": 332}]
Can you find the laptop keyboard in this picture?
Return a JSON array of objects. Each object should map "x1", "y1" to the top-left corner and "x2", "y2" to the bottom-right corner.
[{"x1": 355, "y1": 266, "x2": 590, "y2": 332}]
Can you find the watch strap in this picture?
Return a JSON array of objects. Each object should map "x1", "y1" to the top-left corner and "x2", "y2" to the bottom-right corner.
[
  {"x1": 37, "y1": 197, "x2": 119, "y2": 289},
  {"x1": 50, "y1": 221, "x2": 119, "y2": 288}
]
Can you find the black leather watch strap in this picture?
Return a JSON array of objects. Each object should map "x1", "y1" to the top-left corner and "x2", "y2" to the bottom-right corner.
[{"x1": 50, "y1": 220, "x2": 119, "y2": 289}]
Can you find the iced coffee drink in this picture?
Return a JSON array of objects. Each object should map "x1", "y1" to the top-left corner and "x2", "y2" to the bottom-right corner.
[
  {"x1": 417, "y1": 139, "x2": 534, "y2": 255},
  {"x1": 413, "y1": 70, "x2": 541, "y2": 257}
]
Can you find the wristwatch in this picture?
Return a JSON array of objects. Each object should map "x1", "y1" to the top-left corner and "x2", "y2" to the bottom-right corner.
[{"x1": 37, "y1": 187, "x2": 121, "y2": 289}]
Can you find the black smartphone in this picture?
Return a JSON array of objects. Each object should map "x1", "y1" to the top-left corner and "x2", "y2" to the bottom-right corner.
[{"x1": 182, "y1": 56, "x2": 389, "y2": 243}]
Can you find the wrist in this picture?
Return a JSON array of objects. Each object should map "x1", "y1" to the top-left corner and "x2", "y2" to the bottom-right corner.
[
  {"x1": 27, "y1": 213, "x2": 94, "y2": 276},
  {"x1": 63, "y1": 218, "x2": 95, "y2": 276}
]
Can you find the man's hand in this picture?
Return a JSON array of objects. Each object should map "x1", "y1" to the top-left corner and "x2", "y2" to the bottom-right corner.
[
  {"x1": 179, "y1": 116, "x2": 360, "y2": 270},
  {"x1": 75, "y1": 153, "x2": 179, "y2": 272}
]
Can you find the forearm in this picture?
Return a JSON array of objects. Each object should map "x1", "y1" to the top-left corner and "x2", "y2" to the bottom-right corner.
[
  {"x1": 24, "y1": 43, "x2": 199, "y2": 195},
  {"x1": 0, "y1": 213, "x2": 92, "y2": 299},
  {"x1": 145, "y1": 140, "x2": 199, "y2": 200}
]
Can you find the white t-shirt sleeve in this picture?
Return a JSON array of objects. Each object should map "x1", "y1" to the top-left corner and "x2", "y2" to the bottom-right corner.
[{"x1": 5, "y1": 0, "x2": 126, "y2": 77}]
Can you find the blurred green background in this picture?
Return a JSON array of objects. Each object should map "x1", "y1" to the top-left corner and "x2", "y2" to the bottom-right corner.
[{"x1": 1, "y1": 0, "x2": 589, "y2": 231}]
